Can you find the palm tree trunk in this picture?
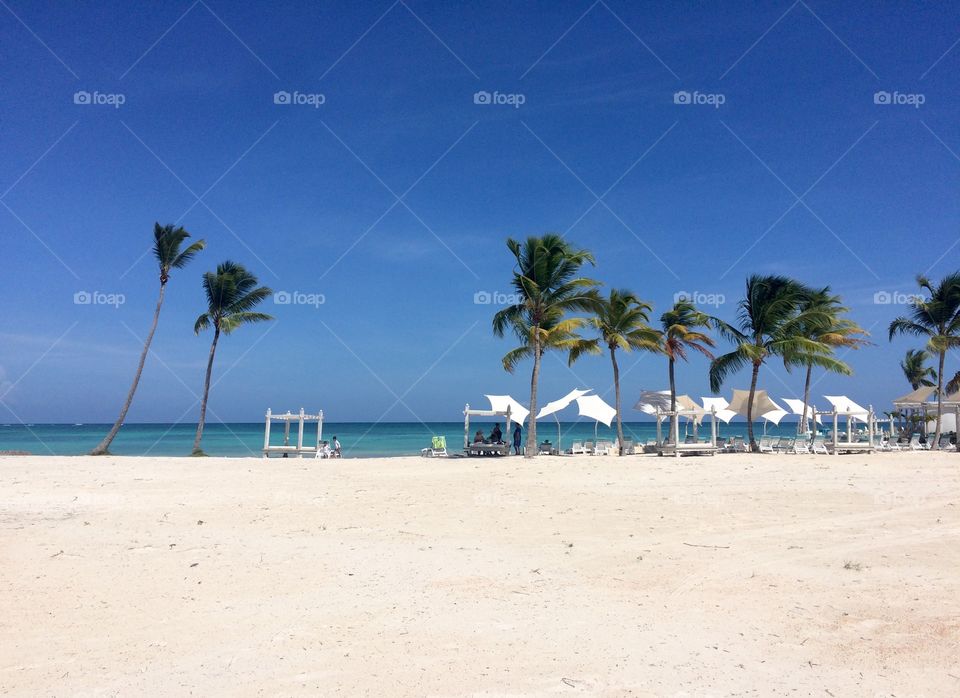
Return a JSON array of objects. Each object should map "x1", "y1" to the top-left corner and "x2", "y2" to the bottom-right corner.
[
  {"x1": 192, "y1": 326, "x2": 220, "y2": 454},
  {"x1": 668, "y1": 357, "x2": 677, "y2": 445},
  {"x1": 611, "y1": 346, "x2": 623, "y2": 456},
  {"x1": 747, "y1": 361, "x2": 760, "y2": 452},
  {"x1": 933, "y1": 350, "x2": 945, "y2": 449},
  {"x1": 800, "y1": 362, "x2": 813, "y2": 435},
  {"x1": 525, "y1": 341, "x2": 540, "y2": 458},
  {"x1": 90, "y1": 283, "x2": 167, "y2": 455}
]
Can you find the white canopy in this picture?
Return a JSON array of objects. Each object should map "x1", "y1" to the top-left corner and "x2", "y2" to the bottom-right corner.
[
  {"x1": 701, "y1": 396, "x2": 737, "y2": 424},
  {"x1": 781, "y1": 398, "x2": 823, "y2": 425},
  {"x1": 823, "y1": 395, "x2": 868, "y2": 420},
  {"x1": 537, "y1": 388, "x2": 592, "y2": 420},
  {"x1": 634, "y1": 389, "x2": 672, "y2": 415},
  {"x1": 760, "y1": 409, "x2": 789, "y2": 425},
  {"x1": 484, "y1": 395, "x2": 530, "y2": 424},
  {"x1": 728, "y1": 389, "x2": 782, "y2": 418},
  {"x1": 576, "y1": 394, "x2": 616, "y2": 427}
]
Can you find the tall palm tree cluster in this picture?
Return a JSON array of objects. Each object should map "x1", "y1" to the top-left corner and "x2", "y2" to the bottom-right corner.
[
  {"x1": 91, "y1": 223, "x2": 273, "y2": 456},
  {"x1": 889, "y1": 273, "x2": 960, "y2": 449},
  {"x1": 492, "y1": 235, "x2": 870, "y2": 456}
]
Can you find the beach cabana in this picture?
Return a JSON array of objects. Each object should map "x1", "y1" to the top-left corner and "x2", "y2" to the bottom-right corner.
[
  {"x1": 822, "y1": 395, "x2": 874, "y2": 453},
  {"x1": 262, "y1": 408, "x2": 324, "y2": 458},
  {"x1": 462, "y1": 395, "x2": 524, "y2": 456}
]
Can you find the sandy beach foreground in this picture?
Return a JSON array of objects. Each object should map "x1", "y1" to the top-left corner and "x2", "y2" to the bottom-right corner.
[{"x1": 1, "y1": 453, "x2": 958, "y2": 696}]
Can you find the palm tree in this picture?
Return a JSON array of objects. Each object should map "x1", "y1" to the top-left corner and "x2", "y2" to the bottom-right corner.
[
  {"x1": 192, "y1": 261, "x2": 273, "y2": 455},
  {"x1": 493, "y1": 235, "x2": 598, "y2": 457},
  {"x1": 660, "y1": 300, "x2": 717, "y2": 445},
  {"x1": 569, "y1": 289, "x2": 661, "y2": 455},
  {"x1": 709, "y1": 275, "x2": 841, "y2": 451},
  {"x1": 791, "y1": 288, "x2": 869, "y2": 433},
  {"x1": 901, "y1": 348, "x2": 936, "y2": 389},
  {"x1": 90, "y1": 223, "x2": 205, "y2": 455},
  {"x1": 889, "y1": 273, "x2": 960, "y2": 449}
]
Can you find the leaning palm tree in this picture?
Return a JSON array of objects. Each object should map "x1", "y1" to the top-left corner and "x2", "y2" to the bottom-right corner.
[
  {"x1": 889, "y1": 272, "x2": 960, "y2": 449},
  {"x1": 90, "y1": 223, "x2": 205, "y2": 455},
  {"x1": 660, "y1": 300, "x2": 717, "y2": 445},
  {"x1": 901, "y1": 348, "x2": 936, "y2": 390},
  {"x1": 709, "y1": 275, "x2": 841, "y2": 452},
  {"x1": 192, "y1": 261, "x2": 273, "y2": 455},
  {"x1": 569, "y1": 289, "x2": 661, "y2": 455},
  {"x1": 791, "y1": 288, "x2": 869, "y2": 433},
  {"x1": 493, "y1": 235, "x2": 598, "y2": 457}
]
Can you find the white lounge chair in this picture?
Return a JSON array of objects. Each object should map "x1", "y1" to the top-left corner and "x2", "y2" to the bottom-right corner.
[
  {"x1": 584, "y1": 441, "x2": 595, "y2": 455},
  {"x1": 811, "y1": 435, "x2": 829, "y2": 455},
  {"x1": 908, "y1": 434, "x2": 928, "y2": 451},
  {"x1": 570, "y1": 441, "x2": 585, "y2": 455}
]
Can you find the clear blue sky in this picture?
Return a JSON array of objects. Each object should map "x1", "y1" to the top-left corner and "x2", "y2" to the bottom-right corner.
[{"x1": 1, "y1": 0, "x2": 958, "y2": 424}]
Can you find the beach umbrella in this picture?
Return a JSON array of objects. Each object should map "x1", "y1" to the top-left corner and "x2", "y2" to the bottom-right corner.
[
  {"x1": 536, "y1": 388, "x2": 592, "y2": 451},
  {"x1": 484, "y1": 395, "x2": 529, "y2": 425},
  {"x1": 575, "y1": 394, "x2": 617, "y2": 439}
]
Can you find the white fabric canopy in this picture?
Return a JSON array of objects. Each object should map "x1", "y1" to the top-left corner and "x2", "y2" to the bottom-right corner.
[
  {"x1": 701, "y1": 396, "x2": 737, "y2": 424},
  {"x1": 823, "y1": 395, "x2": 868, "y2": 420},
  {"x1": 760, "y1": 409, "x2": 789, "y2": 425},
  {"x1": 728, "y1": 389, "x2": 782, "y2": 418},
  {"x1": 781, "y1": 398, "x2": 823, "y2": 425},
  {"x1": 484, "y1": 395, "x2": 530, "y2": 424},
  {"x1": 537, "y1": 388, "x2": 592, "y2": 420},
  {"x1": 575, "y1": 394, "x2": 616, "y2": 427},
  {"x1": 634, "y1": 389, "x2": 672, "y2": 414}
]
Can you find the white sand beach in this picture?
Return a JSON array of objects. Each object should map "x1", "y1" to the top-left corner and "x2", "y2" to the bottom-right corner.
[{"x1": 1, "y1": 452, "x2": 958, "y2": 696}]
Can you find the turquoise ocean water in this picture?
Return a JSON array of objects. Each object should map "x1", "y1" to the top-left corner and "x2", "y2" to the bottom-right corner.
[{"x1": 0, "y1": 421, "x2": 805, "y2": 458}]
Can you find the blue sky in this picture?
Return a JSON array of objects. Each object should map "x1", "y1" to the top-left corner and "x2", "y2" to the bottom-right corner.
[{"x1": 1, "y1": 0, "x2": 958, "y2": 424}]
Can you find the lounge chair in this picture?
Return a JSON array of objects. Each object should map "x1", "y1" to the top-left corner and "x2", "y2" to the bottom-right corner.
[
  {"x1": 908, "y1": 434, "x2": 928, "y2": 451},
  {"x1": 569, "y1": 441, "x2": 585, "y2": 455},
  {"x1": 595, "y1": 440, "x2": 614, "y2": 455},
  {"x1": 792, "y1": 436, "x2": 811, "y2": 454},
  {"x1": 811, "y1": 435, "x2": 829, "y2": 455},
  {"x1": 731, "y1": 436, "x2": 748, "y2": 453},
  {"x1": 538, "y1": 441, "x2": 556, "y2": 455},
  {"x1": 420, "y1": 435, "x2": 448, "y2": 457},
  {"x1": 758, "y1": 435, "x2": 775, "y2": 453},
  {"x1": 774, "y1": 437, "x2": 794, "y2": 453},
  {"x1": 621, "y1": 439, "x2": 635, "y2": 455},
  {"x1": 584, "y1": 441, "x2": 595, "y2": 455}
]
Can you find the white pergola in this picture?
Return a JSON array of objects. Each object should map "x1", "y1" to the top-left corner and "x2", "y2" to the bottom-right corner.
[{"x1": 262, "y1": 408, "x2": 324, "y2": 458}]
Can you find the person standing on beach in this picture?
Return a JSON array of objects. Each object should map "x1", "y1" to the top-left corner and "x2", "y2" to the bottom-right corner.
[
  {"x1": 513, "y1": 424, "x2": 522, "y2": 455},
  {"x1": 332, "y1": 436, "x2": 342, "y2": 457}
]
